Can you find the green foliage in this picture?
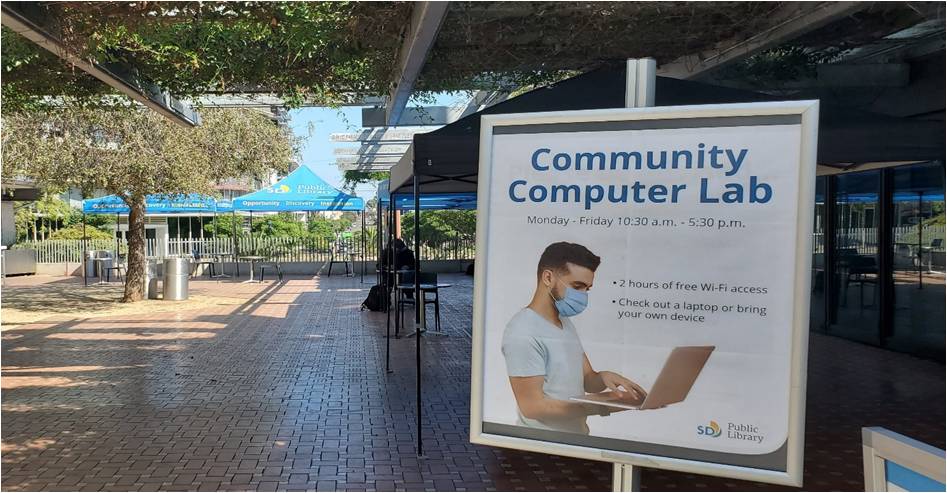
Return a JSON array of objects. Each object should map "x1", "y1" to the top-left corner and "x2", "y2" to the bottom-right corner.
[
  {"x1": 307, "y1": 215, "x2": 351, "y2": 242},
  {"x1": 2, "y1": 3, "x2": 412, "y2": 110},
  {"x1": 2, "y1": 106, "x2": 298, "y2": 202},
  {"x1": 252, "y1": 213, "x2": 307, "y2": 238},
  {"x1": 2, "y1": 105, "x2": 297, "y2": 301},
  {"x1": 48, "y1": 224, "x2": 113, "y2": 240},
  {"x1": 203, "y1": 214, "x2": 242, "y2": 238},
  {"x1": 401, "y1": 210, "x2": 476, "y2": 246},
  {"x1": 86, "y1": 214, "x2": 116, "y2": 230},
  {"x1": 352, "y1": 226, "x2": 377, "y2": 250},
  {"x1": 720, "y1": 45, "x2": 837, "y2": 87},
  {"x1": 343, "y1": 170, "x2": 388, "y2": 188},
  {"x1": 1, "y1": 27, "x2": 112, "y2": 111}
]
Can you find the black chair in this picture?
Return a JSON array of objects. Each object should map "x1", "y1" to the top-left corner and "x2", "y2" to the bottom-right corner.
[
  {"x1": 398, "y1": 271, "x2": 441, "y2": 332},
  {"x1": 840, "y1": 252, "x2": 878, "y2": 308},
  {"x1": 104, "y1": 253, "x2": 126, "y2": 283},
  {"x1": 190, "y1": 250, "x2": 217, "y2": 278},
  {"x1": 258, "y1": 261, "x2": 283, "y2": 282},
  {"x1": 327, "y1": 246, "x2": 352, "y2": 276}
]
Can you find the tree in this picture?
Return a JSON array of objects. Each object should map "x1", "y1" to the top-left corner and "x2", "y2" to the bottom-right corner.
[
  {"x1": 402, "y1": 210, "x2": 476, "y2": 245},
  {"x1": 252, "y1": 213, "x2": 307, "y2": 238},
  {"x1": 2, "y1": 107, "x2": 298, "y2": 302},
  {"x1": 203, "y1": 214, "x2": 244, "y2": 238},
  {"x1": 49, "y1": 224, "x2": 113, "y2": 240},
  {"x1": 1, "y1": 3, "x2": 412, "y2": 111}
]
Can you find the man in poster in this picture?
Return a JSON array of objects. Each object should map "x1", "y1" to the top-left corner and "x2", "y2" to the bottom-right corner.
[{"x1": 502, "y1": 241, "x2": 648, "y2": 435}]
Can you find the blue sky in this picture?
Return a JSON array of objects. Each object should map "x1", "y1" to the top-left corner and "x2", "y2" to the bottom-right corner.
[{"x1": 288, "y1": 93, "x2": 466, "y2": 200}]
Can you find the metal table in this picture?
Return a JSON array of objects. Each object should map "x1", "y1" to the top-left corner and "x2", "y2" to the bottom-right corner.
[
  {"x1": 395, "y1": 283, "x2": 452, "y2": 337},
  {"x1": 92, "y1": 258, "x2": 113, "y2": 286},
  {"x1": 205, "y1": 252, "x2": 234, "y2": 278},
  {"x1": 239, "y1": 255, "x2": 265, "y2": 283}
]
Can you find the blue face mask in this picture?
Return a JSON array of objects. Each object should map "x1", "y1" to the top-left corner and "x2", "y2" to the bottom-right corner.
[{"x1": 548, "y1": 276, "x2": 589, "y2": 317}]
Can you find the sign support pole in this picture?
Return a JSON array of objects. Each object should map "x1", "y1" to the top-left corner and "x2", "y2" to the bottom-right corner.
[
  {"x1": 613, "y1": 464, "x2": 641, "y2": 492},
  {"x1": 611, "y1": 57, "x2": 656, "y2": 493}
]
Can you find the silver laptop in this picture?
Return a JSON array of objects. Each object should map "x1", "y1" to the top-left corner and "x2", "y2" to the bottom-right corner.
[{"x1": 570, "y1": 346, "x2": 715, "y2": 410}]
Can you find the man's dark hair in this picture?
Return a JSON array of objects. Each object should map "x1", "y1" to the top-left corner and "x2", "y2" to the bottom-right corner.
[{"x1": 536, "y1": 242, "x2": 601, "y2": 278}]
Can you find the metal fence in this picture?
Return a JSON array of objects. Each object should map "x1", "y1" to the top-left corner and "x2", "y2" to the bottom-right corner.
[
  {"x1": 818, "y1": 225, "x2": 945, "y2": 255},
  {"x1": 17, "y1": 227, "x2": 940, "y2": 265},
  {"x1": 401, "y1": 233, "x2": 477, "y2": 261},
  {"x1": 15, "y1": 234, "x2": 477, "y2": 264}
]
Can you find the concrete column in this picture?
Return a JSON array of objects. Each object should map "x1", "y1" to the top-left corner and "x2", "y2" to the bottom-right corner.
[{"x1": 1, "y1": 201, "x2": 16, "y2": 247}]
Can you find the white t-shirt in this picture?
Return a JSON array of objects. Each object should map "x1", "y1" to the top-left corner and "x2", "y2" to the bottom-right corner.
[{"x1": 501, "y1": 307, "x2": 588, "y2": 434}]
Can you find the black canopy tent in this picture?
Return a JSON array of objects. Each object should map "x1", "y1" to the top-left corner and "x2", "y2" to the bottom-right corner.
[
  {"x1": 389, "y1": 63, "x2": 946, "y2": 195},
  {"x1": 386, "y1": 63, "x2": 946, "y2": 457}
]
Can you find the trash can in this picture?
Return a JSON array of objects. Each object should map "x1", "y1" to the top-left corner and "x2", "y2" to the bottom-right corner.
[
  {"x1": 145, "y1": 259, "x2": 161, "y2": 299},
  {"x1": 85, "y1": 250, "x2": 112, "y2": 278},
  {"x1": 84, "y1": 250, "x2": 96, "y2": 277},
  {"x1": 162, "y1": 257, "x2": 190, "y2": 301}
]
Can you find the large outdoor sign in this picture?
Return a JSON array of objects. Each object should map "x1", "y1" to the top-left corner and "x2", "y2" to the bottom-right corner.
[{"x1": 470, "y1": 102, "x2": 818, "y2": 486}]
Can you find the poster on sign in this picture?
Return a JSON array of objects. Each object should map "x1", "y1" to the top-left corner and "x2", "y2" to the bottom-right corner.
[{"x1": 470, "y1": 101, "x2": 818, "y2": 486}]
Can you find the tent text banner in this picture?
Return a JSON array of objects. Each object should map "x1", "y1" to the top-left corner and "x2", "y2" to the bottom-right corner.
[{"x1": 470, "y1": 102, "x2": 818, "y2": 486}]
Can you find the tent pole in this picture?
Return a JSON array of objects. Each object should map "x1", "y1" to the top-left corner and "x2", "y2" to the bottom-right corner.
[
  {"x1": 232, "y1": 211, "x2": 239, "y2": 277},
  {"x1": 376, "y1": 200, "x2": 383, "y2": 287},
  {"x1": 249, "y1": 211, "x2": 254, "y2": 255},
  {"x1": 115, "y1": 213, "x2": 121, "y2": 264},
  {"x1": 917, "y1": 192, "x2": 923, "y2": 288},
  {"x1": 385, "y1": 203, "x2": 392, "y2": 375},
  {"x1": 82, "y1": 213, "x2": 88, "y2": 287},
  {"x1": 413, "y1": 174, "x2": 422, "y2": 458},
  {"x1": 360, "y1": 211, "x2": 366, "y2": 283}
]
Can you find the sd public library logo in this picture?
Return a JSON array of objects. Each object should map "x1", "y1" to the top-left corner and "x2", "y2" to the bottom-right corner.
[
  {"x1": 697, "y1": 421, "x2": 766, "y2": 443},
  {"x1": 697, "y1": 420, "x2": 722, "y2": 438}
]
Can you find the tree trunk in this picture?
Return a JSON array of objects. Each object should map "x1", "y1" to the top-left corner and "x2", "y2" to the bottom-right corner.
[{"x1": 122, "y1": 197, "x2": 147, "y2": 302}]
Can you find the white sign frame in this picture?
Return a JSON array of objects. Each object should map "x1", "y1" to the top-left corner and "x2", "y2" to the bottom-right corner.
[{"x1": 469, "y1": 101, "x2": 818, "y2": 487}]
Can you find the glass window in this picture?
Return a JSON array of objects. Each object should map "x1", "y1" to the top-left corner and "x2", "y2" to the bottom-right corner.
[
  {"x1": 810, "y1": 176, "x2": 826, "y2": 332},
  {"x1": 829, "y1": 170, "x2": 881, "y2": 345},
  {"x1": 887, "y1": 162, "x2": 945, "y2": 359}
]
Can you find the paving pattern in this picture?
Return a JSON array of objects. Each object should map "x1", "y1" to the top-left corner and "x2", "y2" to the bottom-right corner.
[{"x1": 1, "y1": 274, "x2": 944, "y2": 491}]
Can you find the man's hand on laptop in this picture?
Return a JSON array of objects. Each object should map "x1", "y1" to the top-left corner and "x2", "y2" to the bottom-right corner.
[
  {"x1": 581, "y1": 389, "x2": 646, "y2": 410},
  {"x1": 599, "y1": 371, "x2": 647, "y2": 402}
]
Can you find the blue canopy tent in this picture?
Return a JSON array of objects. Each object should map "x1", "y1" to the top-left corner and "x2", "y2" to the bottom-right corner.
[
  {"x1": 80, "y1": 193, "x2": 233, "y2": 286},
  {"x1": 375, "y1": 180, "x2": 477, "y2": 374},
  {"x1": 82, "y1": 193, "x2": 233, "y2": 214},
  {"x1": 232, "y1": 166, "x2": 364, "y2": 212},
  {"x1": 377, "y1": 179, "x2": 476, "y2": 211},
  {"x1": 232, "y1": 166, "x2": 366, "y2": 280}
]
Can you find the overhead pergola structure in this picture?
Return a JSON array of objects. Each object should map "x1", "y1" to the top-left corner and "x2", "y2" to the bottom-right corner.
[
  {"x1": 330, "y1": 127, "x2": 441, "y2": 175},
  {"x1": 11, "y1": 2, "x2": 940, "y2": 126},
  {"x1": 0, "y1": 2, "x2": 200, "y2": 126},
  {"x1": 80, "y1": 193, "x2": 233, "y2": 286},
  {"x1": 232, "y1": 166, "x2": 366, "y2": 279},
  {"x1": 6, "y1": 0, "x2": 944, "y2": 461}
]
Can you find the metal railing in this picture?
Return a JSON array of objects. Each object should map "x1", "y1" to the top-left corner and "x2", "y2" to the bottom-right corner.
[
  {"x1": 15, "y1": 233, "x2": 478, "y2": 264},
  {"x1": 812, "y1": 226, "x2": 944, "y2": 255},
  {"x1": 402, "y1": 233, "x2": 477, "y2": 261}
]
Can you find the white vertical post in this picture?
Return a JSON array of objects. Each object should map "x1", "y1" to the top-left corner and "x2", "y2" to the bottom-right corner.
[
  {"x1": 612, "y1": 464, "x2": 641, "y2": 492},
  {"x1": 613, "y1": 58, "x2": 656, "y2": 493},
  {"x1": 625, "y1": 58, "x2": 656, "y2": 109}
]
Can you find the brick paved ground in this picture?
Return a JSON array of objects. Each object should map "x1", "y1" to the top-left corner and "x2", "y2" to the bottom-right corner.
[{"x1": 1, "y1": 274, "x2": 943, "y2": 491}]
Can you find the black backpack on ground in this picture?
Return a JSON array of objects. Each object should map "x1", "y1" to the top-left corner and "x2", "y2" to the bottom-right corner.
[{"x1": 361, "y1": 284, "x2": 387, "y2": 312}]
